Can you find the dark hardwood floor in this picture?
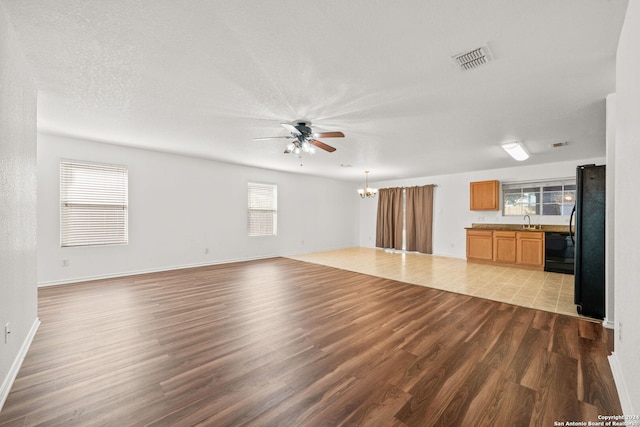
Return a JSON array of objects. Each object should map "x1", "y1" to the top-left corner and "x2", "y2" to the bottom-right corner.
[{"x1": 0, "y1": 258, "x2": 621, "y2": 426}]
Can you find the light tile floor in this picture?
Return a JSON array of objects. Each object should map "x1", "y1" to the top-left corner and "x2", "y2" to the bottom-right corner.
[{"x1": 287, "y1": 247, "x2": 581, "y2": 318}]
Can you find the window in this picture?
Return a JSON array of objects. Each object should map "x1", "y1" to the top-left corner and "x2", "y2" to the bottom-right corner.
[
  {"x1": 248, "y1": 182, "x2": 277, "y2": 236},
  {"x1": 502, "y1": 178, "x2": 575, "y2": 216},
  {"x1": 60, "y1": 160, "x2": 128, "y2": 247}
]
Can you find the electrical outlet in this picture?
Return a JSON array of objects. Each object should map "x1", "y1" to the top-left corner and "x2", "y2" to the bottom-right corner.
[
  {"x1": 4, "y1": 323, "x2": 10, "y2": 344},
  {"x1": 62, "y1": 259, "x2": 69, "y2": 267},
  {"x1": 204, "y1": 248, "x2": 209, "y2": 254}
]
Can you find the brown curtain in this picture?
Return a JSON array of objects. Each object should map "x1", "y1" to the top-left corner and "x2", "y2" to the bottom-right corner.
[
  {"x1": 405, "y1": 185, "x2": 434, "y2": 254},
  {"x1": 375, "y1": 187, "x2": 403, "y2": 250}
]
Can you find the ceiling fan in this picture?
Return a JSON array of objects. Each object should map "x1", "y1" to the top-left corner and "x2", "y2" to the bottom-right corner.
[{"x1": 254, "y1": 122, "x2": 345, "y2": 155}]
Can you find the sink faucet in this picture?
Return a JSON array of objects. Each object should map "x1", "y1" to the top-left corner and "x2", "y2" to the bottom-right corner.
[{"x1": 523, "y1": 215, "x2": 531, "y2": 227}]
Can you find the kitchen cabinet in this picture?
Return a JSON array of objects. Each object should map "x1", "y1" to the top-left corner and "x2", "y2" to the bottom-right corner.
[
  {"x1": 466, "y1": 230, "x2": 493, "y2": 261},
  {"x1": 470, "y1": 180, "x2": 500, "y2": 211},
  {"x1": 466, "y1": 228, "x2": 545, "y2": 270},
  {"x1": 493, "y1": 231, "x2": 517, "y2": 264},
  {"x1": 516, "y1": 231, "x2": 545, "y2": 267}
]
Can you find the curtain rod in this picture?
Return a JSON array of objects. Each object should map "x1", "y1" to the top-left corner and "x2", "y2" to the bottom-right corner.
[{"x1": 378, "y1": 184, "x2": 438, "y2": 189}]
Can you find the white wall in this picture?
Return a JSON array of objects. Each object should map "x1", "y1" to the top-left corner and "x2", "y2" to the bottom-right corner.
[
  {"x1": 611, "y1": 0, "x2": 640, "y2": 415},
  {"x1": 359, "y1": 157, "x2": 605, "y2": 259},
  {"x1": 0, "y1": 4, "x2": 39, "y2": 409},
  {"x1": 605, "y1": 93, "x2": 616, "y2": 329},
  {"x1": 37, "y1": 133, "x2": 359, "y2": 285}
]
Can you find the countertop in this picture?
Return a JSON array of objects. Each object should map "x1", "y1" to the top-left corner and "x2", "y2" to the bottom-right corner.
[{"x1": 466, "y1": 223, "x2": 570, "y2": 233}]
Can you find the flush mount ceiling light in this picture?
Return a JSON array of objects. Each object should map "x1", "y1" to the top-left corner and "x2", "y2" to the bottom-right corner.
[
  {"x1": 357, "y1": 171, "x2": 378, "y2": 199},
  {"x1": 501, "y1": 141, "x2": 529, "y2": 161}
]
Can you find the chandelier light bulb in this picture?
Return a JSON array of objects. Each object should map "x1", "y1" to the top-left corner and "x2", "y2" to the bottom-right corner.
[{"x1": 357, "y1": 171, "x2": 378, "y2": 199}]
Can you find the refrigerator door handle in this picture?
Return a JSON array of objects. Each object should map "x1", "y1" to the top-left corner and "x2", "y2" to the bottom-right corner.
[{"x1": 569, "y1": 204, "x2": 576, "y2": 244}]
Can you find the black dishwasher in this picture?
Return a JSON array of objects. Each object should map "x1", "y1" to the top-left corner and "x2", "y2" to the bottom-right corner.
[{"x1": 544, "y1": 232, "x2": 575, "y2": 274}]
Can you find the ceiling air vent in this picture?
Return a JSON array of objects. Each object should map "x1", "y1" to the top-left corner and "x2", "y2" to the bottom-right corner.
[{"x1": 452, "y1": 45, "x2": 493, "y2": 71}]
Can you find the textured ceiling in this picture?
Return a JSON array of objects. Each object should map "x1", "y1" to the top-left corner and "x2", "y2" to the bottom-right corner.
[{"x1": 2, "y1": 0, "x2": 629, "y2": 182}]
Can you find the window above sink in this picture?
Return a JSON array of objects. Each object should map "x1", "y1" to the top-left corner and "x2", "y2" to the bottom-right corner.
[{"x1": 502, "y1": 178, "x2": 576, "y2": 216}]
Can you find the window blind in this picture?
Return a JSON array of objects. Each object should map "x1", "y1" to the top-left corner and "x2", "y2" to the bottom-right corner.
[
  {"x1": 248, "y1": 182, "x2": 277, "y2": 237},
  {"x1": 60, "y1": 160, "x2": 128, "y2": 247}
]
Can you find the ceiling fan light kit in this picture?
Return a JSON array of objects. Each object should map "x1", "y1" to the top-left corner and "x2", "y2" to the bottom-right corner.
[
  {"x1": 256, "y1": 121, "x2": 344, "y2": 156},
  {"x1": 358, "y1": 171, "x2": 378, "y2": 199},
  {"x1": 286, "y1": 141, "x2": 315, "y2": 155},
  {"x1": 501, "y1": 141, "x2": 529, "y2": 161}
]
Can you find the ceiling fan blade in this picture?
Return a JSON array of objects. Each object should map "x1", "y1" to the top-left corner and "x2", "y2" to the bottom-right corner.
[
  {"x1": 253, "y1": 136, "x2": 293, "y2": 140},
  {"x1": 313, "y1": 131, "x2": 344, "y2": 138},
  {"x1": 281, "y1": 123, "x2": 302, "y2": 136},
  {"x1": 309, "y1": 139, "x2": 336, "y2": 152}
]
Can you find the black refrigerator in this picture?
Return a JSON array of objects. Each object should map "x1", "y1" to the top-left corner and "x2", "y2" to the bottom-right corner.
[{"x1": 570, "y1": 164, "x2": 606, "y2": 319}]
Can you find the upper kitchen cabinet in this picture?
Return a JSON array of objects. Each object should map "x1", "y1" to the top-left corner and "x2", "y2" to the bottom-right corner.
[{"x1": 470, "y1": 180, "x2": 500, "y2": 210}]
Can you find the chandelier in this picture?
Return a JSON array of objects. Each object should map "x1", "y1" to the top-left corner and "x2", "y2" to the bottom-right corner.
[{"x1": 357, "y1": 171, "x2": 378, "y2": 199}]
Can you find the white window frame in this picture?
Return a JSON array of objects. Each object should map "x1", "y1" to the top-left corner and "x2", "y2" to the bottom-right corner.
[
  {"x1": 60, "y1": 159, "x2": 129, "y2": 247},
  {"x1": 502, "y1": 178, "x2": 576, "y2": 216},
  {"x1": 248, "y1": 182, "x2": 277, "y2": 237}
]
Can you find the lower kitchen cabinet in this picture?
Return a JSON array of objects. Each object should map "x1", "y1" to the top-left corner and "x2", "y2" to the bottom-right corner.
[
  {"x1": 493, "y1": 231, "x2": 517, "y2": 264},
  {"x1": 516, "y1": 231, "x2": 545, "y2": 267},
  {"x1": 466, "y1": 229, "x2": 545, "y2": 270},
  {"x1": 466, "y1": 230, "x2": 493, "y2": 261}
]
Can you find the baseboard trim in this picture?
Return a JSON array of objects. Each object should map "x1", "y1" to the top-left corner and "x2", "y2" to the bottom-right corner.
[
  {"x1": 37, "y1": 256, "x2": 276, "y2": 287},
  {"x1": 37, "y1": 245, "x2": 353, "y2": 287},
  {"x1": 608, "y1": 351, "x2": 634, "y2": 416},
  {"x1": 0, "y1": 317, "x2": 40, "y2": 411}
]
